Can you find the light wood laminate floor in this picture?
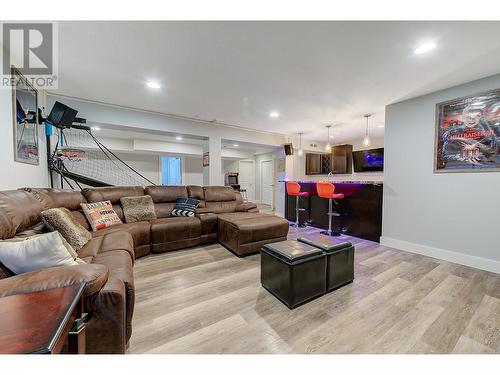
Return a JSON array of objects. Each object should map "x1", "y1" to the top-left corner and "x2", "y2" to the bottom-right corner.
[{"x1": 128, "y1": 227, "x2": 500, "y2": 354}]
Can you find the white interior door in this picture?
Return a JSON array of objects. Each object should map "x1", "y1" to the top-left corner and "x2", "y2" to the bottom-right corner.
[
  {"x1": 238, "y1": 160, "x2": 255, "y2": 201},
  {"x1": 260, "y1": 159, "x2": 274, "y2": 206}
]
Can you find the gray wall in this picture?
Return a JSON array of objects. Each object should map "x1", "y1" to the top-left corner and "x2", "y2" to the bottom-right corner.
[
  {"x1": 184, "y1": 156, "x2": 203, "y2": 186},
  {"x1": 382, "y1": 73, "x2": 500, "y2": 273}
]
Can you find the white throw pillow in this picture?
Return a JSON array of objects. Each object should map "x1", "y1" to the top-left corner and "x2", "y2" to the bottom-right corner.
[{"x1": 0, "y1": 231, "x2": 82, "y2": 275}]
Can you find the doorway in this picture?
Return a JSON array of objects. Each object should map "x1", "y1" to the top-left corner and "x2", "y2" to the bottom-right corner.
[
  {"x1": 160, "y1": 156, "x2": 182, "y2": 185},
  {"x1": 260, "y1": 159, "x2": 274, "y2": 206},
  {"x1": 238, "y1": 160, "x2": 255, "y2": 201}
]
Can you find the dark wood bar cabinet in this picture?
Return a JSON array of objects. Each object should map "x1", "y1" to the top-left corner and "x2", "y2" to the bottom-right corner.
[{"x1": 285, "y1": 181, "x2": 383, "y2": 242}]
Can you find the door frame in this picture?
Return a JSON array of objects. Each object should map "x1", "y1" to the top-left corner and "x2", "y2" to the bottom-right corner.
[
  {"x1": 260, "y1": 158, "x2": 274, "y2": 208},
  {"x1": 159, "y1": 155, "x2": 184, "y2": 186},
  {"x1": 238, "y1": 159, "x2": 255, "y2": 202}
]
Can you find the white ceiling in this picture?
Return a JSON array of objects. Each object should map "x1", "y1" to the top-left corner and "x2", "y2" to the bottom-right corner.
[{"x1": 54, "y1": 21, "x2": 500, "y2": 143}]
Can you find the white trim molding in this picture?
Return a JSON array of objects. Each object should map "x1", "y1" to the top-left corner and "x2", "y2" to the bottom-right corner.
[{"x1": 380, "y1": 236, "x2": 500, "y2": 275}]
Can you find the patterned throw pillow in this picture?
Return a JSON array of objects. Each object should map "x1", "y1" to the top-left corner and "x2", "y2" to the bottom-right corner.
[
  {"x1": 120, "y1": 195, "x2": 157, "y2": 223},
  {"x1": 80, "y1": 201, "x2": 123, "y2": 231},
  {"x1": 171, "y1": 198, "x2": 200, "y2": 217},
  {"x1": 41, "y1": 207, "x2": 92, "y2": 251}
]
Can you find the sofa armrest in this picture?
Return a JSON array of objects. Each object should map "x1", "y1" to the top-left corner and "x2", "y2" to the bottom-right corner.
[
  {"x1": 0, "y1": 264, "x2": 109, "y2": 298},
  {"x1": 195, "y1": 207, "x2": 215, "y2": 215},
  {"x1": 235, "y1": 202, "x2": 258, "y2": 212},
  {"x1": 85, "y1": 277, "x2": 127, "y2": 353}
]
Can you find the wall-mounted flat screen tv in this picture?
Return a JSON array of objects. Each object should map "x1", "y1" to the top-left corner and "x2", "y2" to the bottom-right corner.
[{"x1": 353, "y1": 148, "x2": 384, "y2": 172}]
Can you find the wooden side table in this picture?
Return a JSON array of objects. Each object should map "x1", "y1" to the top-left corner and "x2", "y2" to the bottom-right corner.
[{"x1": 0, "y1": 283, "x2": 87, "y2": 354}]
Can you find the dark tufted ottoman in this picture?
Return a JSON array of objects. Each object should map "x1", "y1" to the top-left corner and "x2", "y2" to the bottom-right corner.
[
  {"x1": 298, "y1": 235, "x2": 355, "y2": 292},
  {"x1": 260, "y1": 240, "x2": 326, "y2": 309}
]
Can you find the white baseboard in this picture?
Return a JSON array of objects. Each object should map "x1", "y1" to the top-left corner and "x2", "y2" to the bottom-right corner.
[{"x1": 380, "y1": 236, "x2": 500, "y2": 275}]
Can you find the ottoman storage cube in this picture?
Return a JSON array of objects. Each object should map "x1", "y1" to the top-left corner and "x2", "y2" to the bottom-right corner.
[
  {"x1": 298, "y1": 236, "x2": 354, "y2": 292},
  {"x1": 261, "y1": 240, "x2": 326, "y2": 309}
]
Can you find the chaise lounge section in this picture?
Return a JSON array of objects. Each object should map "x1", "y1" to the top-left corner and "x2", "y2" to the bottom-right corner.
[{"x1": 0, "y1": 184, "x2": 289, "y2": 354}]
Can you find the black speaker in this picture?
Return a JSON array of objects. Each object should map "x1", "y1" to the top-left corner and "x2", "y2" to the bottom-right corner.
[
  {"x1": 46, "y1": 101, "x2": 78, "y2": 129},
  {"x1": 284, "y1": 143, "x2": 294, "y2": 156}
]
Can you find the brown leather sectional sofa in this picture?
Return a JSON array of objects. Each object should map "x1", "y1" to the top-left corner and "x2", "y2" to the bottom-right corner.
[{"x1": 0, "y1": 185, "x2": 289, "y2": 354}]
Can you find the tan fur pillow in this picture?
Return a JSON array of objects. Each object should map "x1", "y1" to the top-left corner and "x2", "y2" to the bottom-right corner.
[
  {"x1": 80, "y1": 201, "x2": 123, "y2": 231},
  {"x1": 41, "y1": 208, "x2": 92, "y2": 251},
  {"x1": 121, "y1": 195, "x2": 157, "y2": 223}
]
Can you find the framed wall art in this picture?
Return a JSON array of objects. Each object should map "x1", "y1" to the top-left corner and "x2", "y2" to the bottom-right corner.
[
  {"x1": 434, "y1": 88, "x2": 500, "y2": 173},
  {"x1": 11, "y1": 67, "x2": 39, "y2": 165},
  {"x1": 202, "y1": 152, "x2": 209, "y2": 167}
]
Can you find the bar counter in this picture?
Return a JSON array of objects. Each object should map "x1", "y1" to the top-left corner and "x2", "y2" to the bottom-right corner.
[{"x1": 284, "y1": 181, "x2": 383, "y2": 242}]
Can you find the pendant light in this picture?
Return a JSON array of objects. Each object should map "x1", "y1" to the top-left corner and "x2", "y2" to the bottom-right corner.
[
  {"x1": 363, "y1": 114, "x2": 372, "y2": 147},
  {"x1": 325, "y1": 125, "x2": 332, "y2": 152},
  {"x1": 298, "y1": 132, "x2": 304, "y2": 156}
]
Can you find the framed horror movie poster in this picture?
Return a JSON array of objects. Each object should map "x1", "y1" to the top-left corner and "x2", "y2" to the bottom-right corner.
[{"x1": 435, "y1": 88, "x2": 500, "y2": 173}]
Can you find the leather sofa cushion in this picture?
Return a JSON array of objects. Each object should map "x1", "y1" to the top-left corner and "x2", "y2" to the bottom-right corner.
[
  {"x1": 23, "y1": 188, "x2": 86, "y2": 211},
  {"x1": 151, "y1": 217, "x2": 201, "y2": 243},
  {"x1": 145, "y1": 186, "x2": 187, "y2": 203},
  {"x1": 82, "y1": 186, "x2": 144, "y2": 204},
  {"x1": 93, "y1": 250, "x2": 134, "y2": 290},
  {"x1": 154, "y1": 202, "x2": 175, "y2": 218},
  {"x1": 79, "y1": 231, "x2": 135, "y2": 263},
  {"x1": 0, "y1": 190, "x2": 47, "y2": 239},
  {"x1": 187, "y1": 185, "x2": 205, "y2": 208},
  {"x1": 85, "y1": 277, "x2": 126, "y2": 354},
  {"x1": 198, "y1": 213, "x2": 218, "y2": 235},
  {"x1": 206, "y1": 201, "x2": 238, "y2": 213},
  {"x1": 0, "y1": 263, "x2": 109, "y2": 299},
  {"x1": 218, "y1": 212, "x2": 264, "y2": 221},
  {"x1": 203, "y1": 186, "x2": 236, "y2": 202},
  {"x1": 92, "y1": 249, "x2": 134, "y2": 342},
  {"x1": 187, "y1": 185, "x2": 204, "y2": 200},
  {"x1": 92, "y1": 221, "x2": 151, "y2": 250},
  {"x1": 235, "y1": 202, "x2": 258, "y2": 212}
]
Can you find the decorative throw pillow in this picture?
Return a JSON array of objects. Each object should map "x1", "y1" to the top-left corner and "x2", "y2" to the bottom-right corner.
[
  {"x1": 171, "y1": 197, "x2": 200, "y2": 217},
  {"x1": 42, "y1": 207, "x2": 92, "y2": 251},
  {"x1": 120, "y1": 195, "x2": 157, "y2": 223},
  {"x1": 80, "y1": 201, "x2": 123, "y2": 231},
  {"x1": 0, "y1": 231, "x2": 81, "y2": 275}
]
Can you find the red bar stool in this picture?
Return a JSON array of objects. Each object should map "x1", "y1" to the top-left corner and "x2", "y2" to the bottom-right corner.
[
  {"x1": 286, "y1": 181, "x2": 309, "y2": 228},
  {"x1": 316, "y1": 182, "x2": 345, "y2": 236}
]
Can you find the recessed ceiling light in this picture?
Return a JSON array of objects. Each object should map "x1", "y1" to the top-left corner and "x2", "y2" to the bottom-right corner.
[
  {"x1": 233, "y1": 144, "x2": 239, "y2": 147},
  {"x1": 91, "y1": 126, "x2": 100, "y2": 131},
  {"x1": 175, "y1": 136, "x2": 183, "y2": 140},
  {"x1": 269, "y1": 111, "x2": 280, "y2": 118},
  {"x1": 146, "y1": 81, "x2": 161, "y2": 89},
  {"x1": 414, "y1": 42, "x2": 437, "y2": 55}
]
